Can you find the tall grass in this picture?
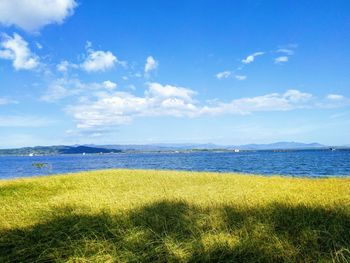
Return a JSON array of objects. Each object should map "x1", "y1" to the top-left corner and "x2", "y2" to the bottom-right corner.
[{"x1": 0, "y1": 169, "x2": 349, "y2": 262}]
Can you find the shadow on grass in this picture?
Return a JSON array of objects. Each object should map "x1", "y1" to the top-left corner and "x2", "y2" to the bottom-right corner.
[{"x1": 1, "y1": 200, "x2": 349, "y2": 262}]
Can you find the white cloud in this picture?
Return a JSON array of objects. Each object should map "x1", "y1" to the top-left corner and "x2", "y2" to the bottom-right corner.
[
  {"x1": 235, "y1": 75, "x2": 247, "y2": 81},
  {"x1": 57, "y1": 42, "x2": 125, "y2": 73},
  {"x1": 283, "y1": 89, "x2": 313, "y2": 102},
  {"x1": 326, "y1": 94, "x2": 345, "y2": 100},
  {"x1": 216, "y1": 72, "x2": 246, "y2": 80},
  {"x1": 0, "y1": 33, "x2": 39, "y2": 70},
  {"x1": 81, "y1": 49, "x2": 118, "y2": 72},
  {"x1": 42, "y1": 77, "x2": 346, "y2": 131},
  {"x1": 56, "y1": 60, "x2": 78, "y2": 72},
  {"x1": 41, "y1": 78, "x2": 119, "y2": 102},
  {"x1": 274, "y1": 56, "x2": 289, "y2": 64},
  {"x1": 57, "y1": 61, "x2": 68, "y2": 72},
  {"x1": 144, "y1": 56, "x2": 158, "y2": 73},
  {"x1": 146, "y1": 82, "x2": 196, "y2": 102},
  {"x1": 41, "y1": 78, "x2": 82, "y2": 102},
  {"x1": 66, "y1": 82, "x2": 317, "y2": 129},
  {"x1": 201, "y1": 89, "x2": 313, "y2": 115},
  {"x1": 216, "y1": 71, "x2": 231, "y2": 79},
  {"x1": 242, "y1": 52, "x2": 264, "y2": 64},
  {"x1": 66, "y1": 83, "x2": 199, "y2": 128},
  {"x1": 274, "y1": 46, "x2": 296, "y2": 64},
  {"x1": 103, "y1": 80, "x2": 117, "y2": 90},
  {"x1": 0, "y1": 0, "x2": 77, "y2": 32}
]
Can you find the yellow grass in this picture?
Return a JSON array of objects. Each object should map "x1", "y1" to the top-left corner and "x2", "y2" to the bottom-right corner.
[{"x1": 1, "y1": 169, "x2": 349, "y2": 262}]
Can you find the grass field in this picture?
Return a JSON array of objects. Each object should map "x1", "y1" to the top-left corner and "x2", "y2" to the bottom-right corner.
[{"x1": 0, "y1": 169, "x2": 349, "y2": 262}]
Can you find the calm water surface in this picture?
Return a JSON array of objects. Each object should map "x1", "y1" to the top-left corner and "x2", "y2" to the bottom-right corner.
[{"x1": 0, "y1": 150, "x2": 350, "y2": 179}]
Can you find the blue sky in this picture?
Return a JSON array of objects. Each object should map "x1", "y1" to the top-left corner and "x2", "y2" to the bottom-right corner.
[{"x1": 0, "y1": 0, "x2": 349, "y2": 148}]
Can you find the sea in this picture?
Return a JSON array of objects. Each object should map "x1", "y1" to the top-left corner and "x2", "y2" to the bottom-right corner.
[{"x1": 0, "y1": 149, "x2": 349, "y2": 179}]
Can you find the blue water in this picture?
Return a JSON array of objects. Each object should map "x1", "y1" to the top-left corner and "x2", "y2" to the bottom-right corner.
[{"x1": 0, "y1": 150, "x2": 349, "y2": 179}]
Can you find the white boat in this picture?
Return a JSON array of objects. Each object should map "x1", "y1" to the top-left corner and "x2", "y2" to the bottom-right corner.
[
  {"x1": 28, "y1": 153, "x2": 34, "y2": 156},
  {"x1": 234, "y1": 149, "x2": 240, "y2": 153}
]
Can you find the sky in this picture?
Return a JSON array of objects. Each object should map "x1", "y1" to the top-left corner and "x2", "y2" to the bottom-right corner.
[{"x1": 0, "y1": 0, "x2": 350, "y2": 148}]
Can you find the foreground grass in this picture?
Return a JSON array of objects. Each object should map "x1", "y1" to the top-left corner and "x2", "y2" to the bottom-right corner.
[{"x1": 0, "y1": 169, "x2": 349, "y2": 262}]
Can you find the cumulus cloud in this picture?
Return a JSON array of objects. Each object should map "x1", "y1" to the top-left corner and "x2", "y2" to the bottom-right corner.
[
  {"x1": 66, "y1": 82, "x2": 317, "y2": 129},
  {"x1": 146, "y1": 83, "x2": 196, "y2": 102},
  {"x1": 235, "y1": 75, "x2": 247, "y2": 81},
  {"x1": 57, "y1": 43, "x2": 125, "y2": 73},
  {"x1": 0, "y1": 0, "x2": 77, "y2": 32},
  {"x1": 144, "y1": 56, "x2": 158, "y2": 73},
  {"x1": 0, "y1": 33, "x2": 39, "y2": 70},
  {"x1": 81, "y1": 49, "x2": 118, "y2": 72},
  {"x1": 102, "y1": 80, "x2": 117, "y2": 90},
  {"x1": 66, "y1": 83, "x2": 198, "y2": 128},
  {"x1": 274, "y1": 56, "x2": 289, "y2": 64},
  {"x1": 216, "y1": 71, "x2": 231, "y2": 79},
  {"x1": 242, "y1": 52, "x2": 264, "y2": 64}
]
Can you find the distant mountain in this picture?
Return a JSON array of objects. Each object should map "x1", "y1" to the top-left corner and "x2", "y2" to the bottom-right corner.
[
  {"x1": 84, "y1": 143, "x2": 221, "y2": 152},
  {"x1": 87, "y1": 141, "x2": 328, "y2": 151},
  {"x1": 0, "y1": 146, "x2": 120, "y2": 155},
  {"x1": 0, "y1": 141, "x2": 332, "y2": 156},
  {"x1": 59, "y1": 146, "x2": 119, "y2": 154},
  {"x1": 232, "y1": 142, "x2": 326, "y2": 150}
]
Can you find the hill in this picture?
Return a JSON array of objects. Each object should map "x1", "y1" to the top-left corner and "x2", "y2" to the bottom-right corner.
[{"x1": 0, "y1": 146, "x2": 120, "y2": 155}]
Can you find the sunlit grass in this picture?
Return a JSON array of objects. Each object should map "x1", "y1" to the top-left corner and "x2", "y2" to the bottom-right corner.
[{"x1": 1, "y1": 169, "x2": 349, "y2": 262}]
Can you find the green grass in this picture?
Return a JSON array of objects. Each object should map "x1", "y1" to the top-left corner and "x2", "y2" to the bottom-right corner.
[{"x1": 0, "y1": 169, "x2": 349, "y2": 262}]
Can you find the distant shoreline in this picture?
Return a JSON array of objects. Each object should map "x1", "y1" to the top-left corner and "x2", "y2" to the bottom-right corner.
[{"x1": 1, "y1": 146, "x2": 349, "y2": 157}]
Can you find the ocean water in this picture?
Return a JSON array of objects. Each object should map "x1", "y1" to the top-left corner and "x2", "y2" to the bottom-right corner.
[{"x1": 0, "y1": 150, "x2": 349, "y2": 179}]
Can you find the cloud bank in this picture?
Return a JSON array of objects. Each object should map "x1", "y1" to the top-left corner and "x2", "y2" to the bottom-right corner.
[{"x1": 64, "y1": 82, "x2": 332, "y2": 130}]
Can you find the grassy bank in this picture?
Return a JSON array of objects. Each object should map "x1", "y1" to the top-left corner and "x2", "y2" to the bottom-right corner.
[{"x1": 1, "y1": 169, "x2": 349, "y2": 262}]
